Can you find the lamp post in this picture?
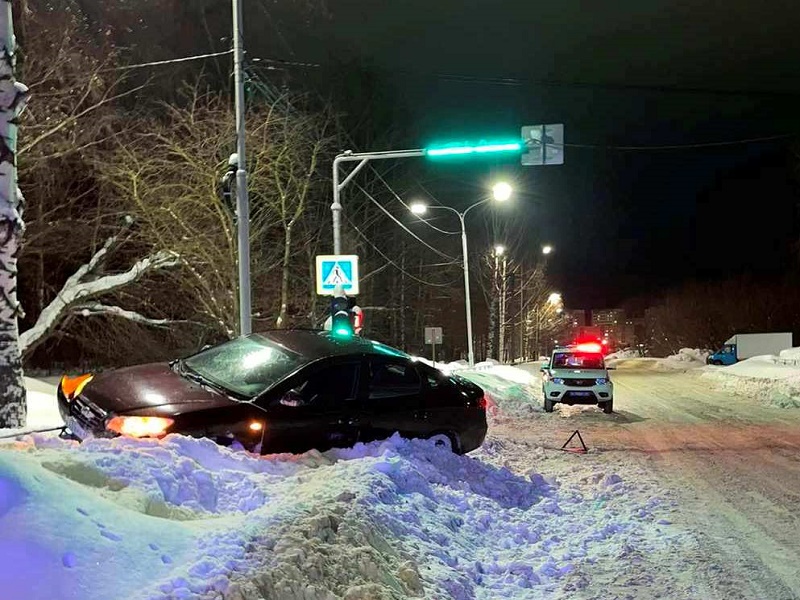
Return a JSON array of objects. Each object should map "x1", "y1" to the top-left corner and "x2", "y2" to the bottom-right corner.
[{"x1": 409, "y1": 183, "x2": 511, "y2": 366}]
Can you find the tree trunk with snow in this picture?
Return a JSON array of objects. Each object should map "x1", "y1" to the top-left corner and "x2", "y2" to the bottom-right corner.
[{"x1": 0, "y1": 1, "x2": 29, "y2": 428}]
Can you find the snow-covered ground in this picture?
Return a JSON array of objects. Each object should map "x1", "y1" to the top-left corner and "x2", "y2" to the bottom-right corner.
[
  {"x1": 701, "y1": 349, "x2": 800, "y2": 408},
  {"x1": 0, "y1": 370, "x2": 702, "y2": 600}
]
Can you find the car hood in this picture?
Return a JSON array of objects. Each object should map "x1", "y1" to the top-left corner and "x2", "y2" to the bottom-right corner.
[
  {"x1": 78, "y1": 363, "x2": 237, "y2": 415},
  {"x1": 549, "y1": 368, "x2": 608, "y2": 378}
]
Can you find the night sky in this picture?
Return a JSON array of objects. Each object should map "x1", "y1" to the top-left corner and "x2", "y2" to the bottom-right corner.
[{"x1": 249, "y1": 0, "x2": 800, "y2": 308}]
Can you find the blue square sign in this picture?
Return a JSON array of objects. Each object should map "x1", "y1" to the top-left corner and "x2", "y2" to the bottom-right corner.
[{"x1": 316, "y1": 255, "x2": 360, "y2": 295}]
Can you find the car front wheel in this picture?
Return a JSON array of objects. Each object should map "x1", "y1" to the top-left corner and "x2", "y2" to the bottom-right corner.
[
  {"x1": 544, "y1": 398, "x2": 554, "y2": 413},
  {"x1": 427, "y1": 432, "x2": 460, "y2": 454},
  {"x1": 601, "y1": 399, "x2": 614, "y2": 414}
]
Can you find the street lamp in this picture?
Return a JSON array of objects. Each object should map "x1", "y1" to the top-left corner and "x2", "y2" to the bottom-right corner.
[
  {"x1": 409, "y1": 183, "x2": 512, "y2": 366},
  {"x1": 542, "y1": 244, "x2": 553, "y2": 255},
  {"x1": 409, "y1": 202, "x2": 428, "y2": 215},
  {"x1": 494, "y1": 244, "x2": 506, "y2": 256},
  {"x1": 492, "y1": 182, "x2": 513, "y2": 202}
]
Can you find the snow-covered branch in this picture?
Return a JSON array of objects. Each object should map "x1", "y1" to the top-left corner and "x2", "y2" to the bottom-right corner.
[
  {"x1": 19, "y1": 238, "x2": 180, "y2": 355},
  {"x1": 72, "y1": 303, "x2": 201, "y2": 329}
]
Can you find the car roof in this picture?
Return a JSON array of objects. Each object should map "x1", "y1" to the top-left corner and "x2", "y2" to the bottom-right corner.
[{"x1": 254, "y1": 329, "x2": 410, "y2": 361}]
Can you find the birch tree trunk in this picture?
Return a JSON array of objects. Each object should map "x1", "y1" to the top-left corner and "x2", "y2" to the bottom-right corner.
[{"x1": 0, "y1": 1, "x2": 29, "y2": 428}]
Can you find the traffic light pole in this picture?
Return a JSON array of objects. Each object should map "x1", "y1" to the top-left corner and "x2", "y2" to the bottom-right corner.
[
  {"x1": 232, "y1": 0, "x2": 251, "y2": 335},
  {"x1": 331, "y1": 149, "x2": 424, "y2": 254}
]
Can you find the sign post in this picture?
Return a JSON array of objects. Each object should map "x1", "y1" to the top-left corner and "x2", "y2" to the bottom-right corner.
[{"x1": 424, "y1": 327, "x2": 443, "y2": 365}]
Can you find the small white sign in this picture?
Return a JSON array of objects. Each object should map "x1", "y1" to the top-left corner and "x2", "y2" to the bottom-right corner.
[
  {"x1": 521, "y1": 124, "x2": 564, "y2": 165},
  {"x1": 316, "y1": 255, "x2": 359, "y2": 295},
  {"x1": 424, "y1": 327, "x2": 443, "y2": 345}
]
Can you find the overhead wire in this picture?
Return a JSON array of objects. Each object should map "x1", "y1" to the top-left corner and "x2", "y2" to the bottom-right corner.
[
  {"x1": 344, "y1": 215, "x2": 460, "y2": 288},
  {"x1": 102, "y1": 49, "x2": 234, "y2": 72},
  {"x1": 368, "y1": 165, "x2": 461, "y2": 235},
  {"x1": 551, "y1": 133, "x2": 795, "y2": 151},
  {"x1": 353, "y1": 182, "x2": 458, "y2": 262}
]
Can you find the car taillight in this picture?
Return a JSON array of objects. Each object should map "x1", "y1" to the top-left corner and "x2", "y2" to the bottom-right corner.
[
  {"x1": 106, "y1": 416, "x2": 174, "y2": 438},
  {"x1": 478, "y1": 395, "x2": 488, "y2": 410}
]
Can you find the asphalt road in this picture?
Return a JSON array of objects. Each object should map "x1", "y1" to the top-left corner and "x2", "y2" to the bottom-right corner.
[{"x1": 495, "y1": 361, "x2": 800, "y2": 599}]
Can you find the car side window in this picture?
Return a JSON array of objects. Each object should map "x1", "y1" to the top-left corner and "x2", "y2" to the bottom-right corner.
[
  {"x1": 295, "y1": 363, "x2": 359, "y2": 405},
  {"x1": 368, "y1": 360, "x2": 421, "y2": 399}
]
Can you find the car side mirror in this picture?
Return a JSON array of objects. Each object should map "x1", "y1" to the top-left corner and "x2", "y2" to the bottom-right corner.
[{"x1": 279, "y1": 390, "x2": 306, "y2": 407}]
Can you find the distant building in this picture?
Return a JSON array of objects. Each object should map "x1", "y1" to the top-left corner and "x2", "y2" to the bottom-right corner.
[{"x1": 591, "y1": 308, "x2": 625, "y2": 347}]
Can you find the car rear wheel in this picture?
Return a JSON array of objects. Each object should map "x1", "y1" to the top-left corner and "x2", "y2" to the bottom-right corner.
[
  {"x1": 544, "y1": 398, "x2": 554, "y2": 413},
  {"x1": 601, "y1": 399, "x2": 614, "y2": 414},
  {"x1": 427, "y1": 432, "x2": 460, "y2": 454}
]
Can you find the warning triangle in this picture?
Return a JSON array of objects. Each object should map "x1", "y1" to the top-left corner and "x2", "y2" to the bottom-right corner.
[
  {"x1": 324, "y1": 263, "x2": 351, "y2": 287},
  {"x1": 560, "y1": 430, "x2": 588, "y2": 454}
]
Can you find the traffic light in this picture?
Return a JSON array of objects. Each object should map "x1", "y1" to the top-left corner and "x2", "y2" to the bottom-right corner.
[
  {"x1": 330, "y1": 293, "x2": 353, "y2": 338},
  {"x1": 424, "y1": 140, "x2": 522, "y2": 159}
]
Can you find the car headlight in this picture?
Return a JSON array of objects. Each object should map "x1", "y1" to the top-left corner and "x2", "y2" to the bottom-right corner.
[
  {"x1": 106, "y1": 416, "x2": 174, "y2": 438},
  {"x1": 551, "y1": 377, "x2": 565, "y2": 385},
  {"x1": 595, "y1": 378, "x2": 608, "y2": 385}
]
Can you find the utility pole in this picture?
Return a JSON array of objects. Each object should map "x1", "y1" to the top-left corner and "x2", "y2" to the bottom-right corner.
[{"x1": 232, "y1": 0, "x2": 252, "y2": 335}]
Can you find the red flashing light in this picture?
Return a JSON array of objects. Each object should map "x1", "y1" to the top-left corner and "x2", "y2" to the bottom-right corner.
[{"x1": 575, "y1": 342, "x2": 603, "y2": 353}]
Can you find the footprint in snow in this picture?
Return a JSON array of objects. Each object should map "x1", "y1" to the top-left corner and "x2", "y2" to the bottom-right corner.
[{"x1": 100, "y1": 530, "x2": 122, "y2": 542}]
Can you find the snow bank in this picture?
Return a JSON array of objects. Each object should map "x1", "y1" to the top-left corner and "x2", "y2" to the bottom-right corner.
[
  {"x1": 605, "y1": 349, "x2": 640, "y2": 361},
  {"x1": 607, "y1": 349, "x2": 708, "y2": 372},
  {"x1": 702, "y1": 353, "x2": 800, "y2": 408},
  {"x1": 457, "y1": 366, "x2": 542, "y2": 419},
  {"x1": 0, "y1": 431, "x2": 691, "y2": 600}
]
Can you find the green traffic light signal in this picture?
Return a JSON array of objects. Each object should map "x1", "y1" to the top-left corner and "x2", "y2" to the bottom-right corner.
[{"x1": 425, "y1": 140, "x2": 522, "y2": 159}]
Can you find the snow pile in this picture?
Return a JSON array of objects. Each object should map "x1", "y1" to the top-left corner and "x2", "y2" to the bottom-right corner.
[
  {"x1": 457, "y1": 367, "x2": 542, "y2": 419},
  {"x1": 605, "y1": 349, "x2": 640, "y2": 361},
  {"x1": 608, "y1": 349, "x2": 708, "y2": 372},
  {"x1": 412, "y1": 359, "x2": 541, "y2": 419},
  {"x1": 702, "y1": 353, "x2": 800, "y2": 408},
  {"x1": 0, "y1": 431, "x2": 692, "y2": 600},
  {"x1": 656, "y1": 348, "x2": 709, "y2": 369}
]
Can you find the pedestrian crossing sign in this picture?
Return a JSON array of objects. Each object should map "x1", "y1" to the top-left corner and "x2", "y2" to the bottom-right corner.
[{"x1": 316, "y1": 255, "x2": 360, "y2": 295}]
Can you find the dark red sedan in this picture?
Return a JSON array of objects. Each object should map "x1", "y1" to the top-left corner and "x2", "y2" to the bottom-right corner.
[{"x1": 57, "y1": 330, "x2": 487, "y2": 454}]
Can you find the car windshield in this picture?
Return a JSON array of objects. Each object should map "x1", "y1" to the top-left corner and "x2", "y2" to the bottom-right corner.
[
  {"x1": 182, "y1": 335, "x2": 304, "y2": 398},
  {"x1": 552, "y1": 351, "x2": 605, "y2": 370}
]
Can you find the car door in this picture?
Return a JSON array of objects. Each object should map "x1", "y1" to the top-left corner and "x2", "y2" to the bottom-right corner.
[
  {"x1": 261, "y1": 360, "x2": 361, "y2": 454},
  {"x1": 359, "y1": 357, "x2": 423, "y2": 444},
  {"x1": 414, "y1": 364, "x2": 465, "y2": 434}
]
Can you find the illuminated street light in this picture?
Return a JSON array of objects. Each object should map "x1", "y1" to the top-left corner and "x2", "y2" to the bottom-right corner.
[
  {"x1": 409, "y1": 202, "x2": 427, "y2": 215},
  {"x1": 542, "y1": 244, "x2": 553, "y2": 255},
  {"x1": 494, "y1": 244, "x2": 506, "y2": 256},
  {"x1": 407, "y1": 187, "x2": 512, "y2": 367},
  {"x1": 492, "y1": 182, "x2": 513, "y2": 202},
  {"x1": 548, "y1": 292, "x2": 562, "y2": 305}
]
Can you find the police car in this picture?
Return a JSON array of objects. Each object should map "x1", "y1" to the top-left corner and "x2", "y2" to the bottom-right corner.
[{"x1": 541, "y1": 343, "x2": 615, "y2": 413}]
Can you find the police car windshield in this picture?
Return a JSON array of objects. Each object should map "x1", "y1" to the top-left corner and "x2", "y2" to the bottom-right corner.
[{"x1": 552, "y1": 351, "x2": 604, "y2": 370}]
